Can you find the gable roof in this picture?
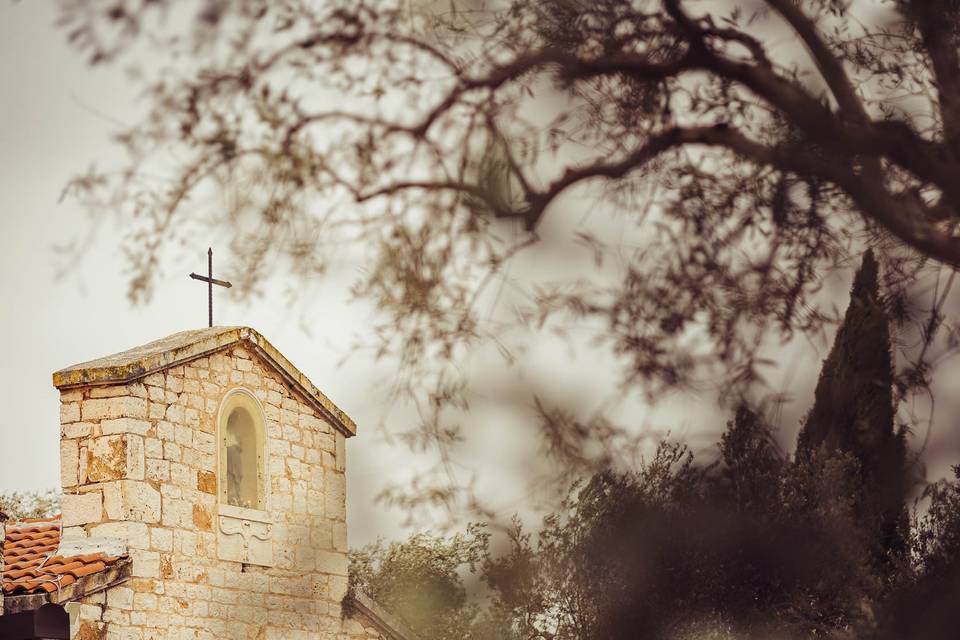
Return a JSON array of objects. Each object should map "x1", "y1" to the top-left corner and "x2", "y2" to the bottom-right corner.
[
  {"x1": 52, "y1": 326, "x2": 356, "y2": 436},
  {"x1": 3, "y1": 516, "x2": 126, "y2": 597}
]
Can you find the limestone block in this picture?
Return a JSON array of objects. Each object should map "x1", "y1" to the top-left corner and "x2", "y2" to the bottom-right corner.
[
  {"x1": 264, "y1": 404, "x2": 280, "y2": 422},
  {"x1": 107, "y1": 586, "x2": 134, "y2": 610},
  {"x1": 61, "y1": 526, "x2": 86, "y2": 540},
  {"x1": 88, "y1": 521, "x2": 149, "y2": 551},
  {"x1": 156, "y1": 421, "x2": 174, "y2": 441},
  {"x1": 89, "y1": 386, "x2": 132, "y2": 399},
  {"x1": 62, "y1": 422, "x2": 94, "y2": 439},
  {"x1": 197, "y1": 470, "x2": 217, "y2": 495},
  {"x1": 103, "y1": 480, "x2": 161, "y2": 523},
  {"x1": 324, "y1": 470, "x2": 346, "y2": 521},
  {"x1": 60, "y1": 389, "x2": 84, "y2": 403},
  {"x1": 165, "y1": 404, "x2": 185, "y2": 423},
  {"x1": 315, "y1": 550, "x2": 348, "y2": 576},
  {"x1": 144, "y1": 437, "x2": 163, "y2": 459},
  {"x1": 192, "y1": 503, "x2": 213, "y2": 532},
  {"x1": 61, "y1": 491, "x2": 102, "y2": 527},
  {"x1": 143, "y1": 373, "x2": 165, "y2": 387},
  {"x1": 60, "y1": 402, "x2": 80, "y2": 424},
  {"x1": 149, "y1": 402, "x2": 166, "y2": 420},
  {"x1": 332, "y1": 522, "x2": 348, "y2": 552},
  {"x1": 145, "y1": 459, "x2": 170, "y2": 482},
  {"x1": 161, "y1": 497, "x2": 193, "y2": 529},
  {"x1": 148, "y1": 385, "x2": 165, "y2": 403},
  {"x1": 151, "y1": 527, "x2": 173, "y2": 552},
  {"x1": 193, "y1": 432, "x2": 216, "y2": 455},
  {"x1": 77, "y1": 603, "x2": 103, "y2": 621},
  {"x1": 130, "y1": 549, "x2": 160, "y2": 578},
  {"x1": 174, "y1": 425, "x2": 192, "y2": 446},
  {"x1": 60, "y1": 438, "x2": 79, "y2": 488},
  {"x1": 85, "y1": 434, "x2": 144, "y2": 481},
  {"x1": 298, "y1": 413, "x2": 328, "y2": 433},
  {"x1": 101, "y1": 418, "x2": 152, "y2": 436},
  {"x1": 335, "y1": 433, "x2": 346, "y2": 472},
  {"x1": 329, "y1": 575, "x2": 349, "y2": 601},
  {"x1": 81, "y1": 396, "x2": 148, "y2": 421}
]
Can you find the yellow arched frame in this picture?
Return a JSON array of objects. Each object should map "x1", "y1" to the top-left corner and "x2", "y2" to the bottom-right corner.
[{"x1": 217, "y1": 388, "x2": 268, "y2": 512}]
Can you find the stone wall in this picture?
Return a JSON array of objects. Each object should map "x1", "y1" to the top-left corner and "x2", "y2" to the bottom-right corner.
[{"x1": 58, "y1": 345, "x2": 348, "y2": 639}]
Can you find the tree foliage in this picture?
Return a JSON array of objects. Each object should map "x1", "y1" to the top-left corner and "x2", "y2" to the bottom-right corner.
[
  {"x1": 0, "y1": 489, "x2": 61, "y2": 521},
  {"x1": 56, "y1": 0, "x2": 960, "y2": 511},
  {"x1": 348, "y1": 524, "x2": 489, "y2": 640},
  {"x1": 797, "y1": 249, "x2": 909, "y2": 562},
  {"x1": 346, "y1": 273, "x2": 954, "y2": 639},
  {"x1": 354, "y1": 422, "x2": 960, "y2": 640}
]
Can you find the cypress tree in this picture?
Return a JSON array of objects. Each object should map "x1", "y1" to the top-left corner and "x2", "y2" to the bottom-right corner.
[{"x1": 796, "y1": 249, "x2": 906, "y2": 557}]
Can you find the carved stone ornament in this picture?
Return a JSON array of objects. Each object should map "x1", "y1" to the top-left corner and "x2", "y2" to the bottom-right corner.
[{"x1": 217, "y1": 503, "x2": 273, "y2": 566}]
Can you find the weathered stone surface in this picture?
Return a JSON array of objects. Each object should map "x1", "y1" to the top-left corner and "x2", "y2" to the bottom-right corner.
[
  {"x1": 62, "y1": 421, "x2": 94, "y2": 439},
  {"x1": 103, "y1": 480, "x2": 161, "y2": 523},
  {"x1": 192, "y1": 504, "x2": 212, "y2": 532},
  {"x1": 324, "y1": 469, "x2": 346, "y2": 521},
  {"x1": 101, "y1": 417, "x2": 152, "y2": 436},
  {"x1": 81, "y1": 396, "x2": 149, "y2": 421},
  {"x1": 62, "y1": 491, "x2": 103, "y2": 527},
  {"x1": 60, "y1": 401, "x2": 80, "y2": 423},
  {"x1": 55, "y1": 334, "x2": 371, "y2": 639},
  {"x1": 335, "y1": 432, "x2": 346, "y2": 472},
  {"x1": 61, "y1": 438, "x2": 79, "y2": 488},
  {"x1": 53, "y1": 326, "x2": 355, "y2": 435},
  {"x1": 85, "y1": 434, "x2": 144, "y2": 481},
  {"x1": 315, "y1": 550, "x2": 348, "y2": 575},
  {"x1": 196, "y1": 470, "x2": 217, "y2": 495}
]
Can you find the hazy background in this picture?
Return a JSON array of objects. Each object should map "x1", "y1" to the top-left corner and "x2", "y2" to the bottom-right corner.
[
  {"x1": 3, "y1": 1, "x2": 960, "y2": 549},
  {"x1": 0, "y1": 1, "x2": 423, "y2": 545}
]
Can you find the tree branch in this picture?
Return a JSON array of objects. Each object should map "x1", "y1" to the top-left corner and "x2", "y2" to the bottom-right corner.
[
  {"x1": 907, "y1": 2, "x2": 960, "y2": 154},
  {"x1": 763, "y1": 0, "x2": 869, "y2": 123}
]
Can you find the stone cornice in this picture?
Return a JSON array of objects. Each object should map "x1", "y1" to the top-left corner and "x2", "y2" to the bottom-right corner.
[{"x1": 52, "y1": 326, "x2": 357, "y2": 436}]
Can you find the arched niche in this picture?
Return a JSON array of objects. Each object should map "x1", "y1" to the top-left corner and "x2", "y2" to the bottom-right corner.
[
  {"x1": 218, "y1": 389, "x2": 267, "y2": 511},
  {"x1": 216, "y1": 388, "x2": 273, "y2": 566}
]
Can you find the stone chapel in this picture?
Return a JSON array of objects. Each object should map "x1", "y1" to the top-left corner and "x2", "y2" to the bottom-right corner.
[{"x1": 0, "y1": 326, "x2": 415, "y2": 640}]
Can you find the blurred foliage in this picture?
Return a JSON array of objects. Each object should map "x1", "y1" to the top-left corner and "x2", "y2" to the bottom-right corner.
[
  {"x1": 0, "y1": 489, "x2": 61, "y2": 521},
  {"x1": 53, "y1": 2, "x2": 960, "y2": 519},
  {"x1": 344, "y1": 254, "x2": 956, "y2": 639},
  {"x1": 351, "y1": 427, "x2": 960, "y2": 640},
  {"x1": 349, "y1": 524, "x2": 489, "y2": 640}
]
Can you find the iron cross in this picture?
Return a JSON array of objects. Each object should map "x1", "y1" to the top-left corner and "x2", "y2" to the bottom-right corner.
[{"x1": 189, "y1": 248, "x2": 233, "y2": 327}]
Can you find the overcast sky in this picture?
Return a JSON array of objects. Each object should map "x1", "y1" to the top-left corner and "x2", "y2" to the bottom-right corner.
[
  {"x1": 0, "y1": 1, "x2": 431, "y2": 545},
  {"x1": 4, "y1": 2, "x2": 960, "y2": 549}
]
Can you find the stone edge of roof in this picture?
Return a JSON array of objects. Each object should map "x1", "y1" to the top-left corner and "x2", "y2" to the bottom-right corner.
[
  {"x1": 344, "y1": 590, "x2": 421, "y2": 640},
  {"x1": 51, "y1": 326, "x2": 356, "y2": 437}
]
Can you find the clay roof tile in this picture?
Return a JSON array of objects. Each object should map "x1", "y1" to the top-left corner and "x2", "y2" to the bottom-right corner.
[{"x1": 2, "y1": 514, "x2": 127, "y2": 595}]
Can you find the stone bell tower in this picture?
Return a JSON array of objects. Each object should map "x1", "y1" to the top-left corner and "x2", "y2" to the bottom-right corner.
[{"x1": 54, "y1": 327, "x2": 355, "y2": 639}]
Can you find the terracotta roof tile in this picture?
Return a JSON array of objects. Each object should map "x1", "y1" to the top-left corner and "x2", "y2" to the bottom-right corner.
[{"x1": 2, "y1": 515, "x2": 126, "y2": 595}]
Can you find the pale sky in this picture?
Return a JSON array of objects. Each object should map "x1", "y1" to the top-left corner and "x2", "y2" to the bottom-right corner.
[
  {"x1": 3, "y1": 2, "x2": 960, "y2": 549},
  {"x1": 0, "y1": 1, "x2": 425, "y2": 546},
  {"x1": 0, "y1": 1, "x2": 616, "y2": 546}
]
